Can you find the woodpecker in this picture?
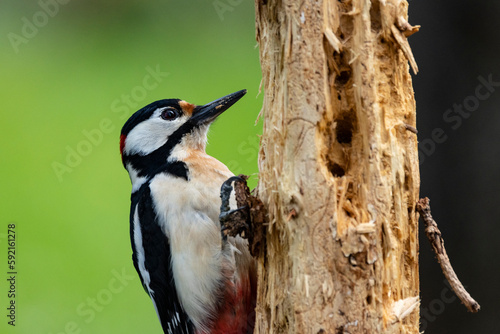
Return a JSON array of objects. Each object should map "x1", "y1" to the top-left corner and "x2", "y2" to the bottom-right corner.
[{"x1": 120, "y1": 90, "x2": 256, "y2": 334}]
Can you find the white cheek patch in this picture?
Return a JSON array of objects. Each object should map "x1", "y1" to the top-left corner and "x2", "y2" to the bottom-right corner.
[
  {"x1": 124, "y1": 112, "x2": 189, "y2": 156},
  {"x1": 125, "y1": 120, "x2": 171, "y2": 156}
]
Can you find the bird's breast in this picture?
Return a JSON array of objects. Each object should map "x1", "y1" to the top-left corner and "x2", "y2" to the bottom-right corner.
[{"x1": 147, "y1": 152, "x2": 235, "y2": 330}]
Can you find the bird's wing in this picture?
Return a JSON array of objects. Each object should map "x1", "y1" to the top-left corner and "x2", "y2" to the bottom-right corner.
[{"x1": 131, "y1": 185, "x2": 194, "y2": 334}]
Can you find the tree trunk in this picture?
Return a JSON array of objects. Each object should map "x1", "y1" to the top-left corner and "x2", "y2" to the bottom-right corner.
[{"x1": 254, "y1": 0, "x2": 420, "y2": 333}]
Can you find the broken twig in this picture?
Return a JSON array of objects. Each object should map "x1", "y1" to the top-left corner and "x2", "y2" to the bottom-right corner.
[
  {"x1": 416, "y1": 197, "x2": 480, "y2": 313},
  {"x1": 404, "y1": 123, "x2": 418, "y2": 134}
]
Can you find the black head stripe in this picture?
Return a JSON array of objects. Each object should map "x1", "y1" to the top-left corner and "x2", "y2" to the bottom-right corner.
[{"x1": 156, "y1": 117, "x2": 198, "y2": 156}]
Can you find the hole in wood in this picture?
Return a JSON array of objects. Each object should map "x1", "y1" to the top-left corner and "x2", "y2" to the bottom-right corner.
[
  {"x1": 336, "y1": 118, "x2": 353, "y2": 144},
  {"x1": 407, "y1": 206, "x2": 413, "y2": 217},
  {"x1": 349, "y1": 254, "x2": 357, "y2": 266},
  {"x1": 328, "y1": 162, "x2": 345, "y2": 177},
  {"x1": 404, "y1": 172, "x2": 410, "y2": 190},
  {"x1": 335, "y1": 70, "x2": 351, "y2": 86}
]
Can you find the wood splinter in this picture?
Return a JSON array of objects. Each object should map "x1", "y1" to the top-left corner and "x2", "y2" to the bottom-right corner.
[{"x1": 416, "y1": 197, "x2": 481, "y2": 313}]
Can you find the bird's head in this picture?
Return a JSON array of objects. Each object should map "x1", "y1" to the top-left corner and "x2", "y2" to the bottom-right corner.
[{"x1": 120, "y1": 90, "x2": 246, "y2": 180}]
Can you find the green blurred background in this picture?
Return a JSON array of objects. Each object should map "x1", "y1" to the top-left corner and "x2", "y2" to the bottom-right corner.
[
  {"x1": 3, "y1": 1, "x2": 500, "y2": 334},
  {"x1": 0, "y1": 1, "x2": 261, "y2": 333}
]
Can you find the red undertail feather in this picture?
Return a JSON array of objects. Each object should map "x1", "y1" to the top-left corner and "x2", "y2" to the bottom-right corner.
[{"x1": 207, "y1": 273, "x2": 256, "y2": 334}]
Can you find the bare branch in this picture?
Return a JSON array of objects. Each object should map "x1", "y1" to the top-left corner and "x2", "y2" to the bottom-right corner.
[{"x1": 416, "y1": 197, "x2": 480, "y2": 313}]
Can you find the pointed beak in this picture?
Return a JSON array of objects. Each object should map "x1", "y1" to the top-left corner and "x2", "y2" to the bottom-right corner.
[{"x1": 191, "y1": 89, "x2": 247, "y2": 126}]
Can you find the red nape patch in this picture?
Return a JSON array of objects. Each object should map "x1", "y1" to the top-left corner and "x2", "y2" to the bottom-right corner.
[{"x1": 119, "y1": 135, "x2": 126, "y2": 163}]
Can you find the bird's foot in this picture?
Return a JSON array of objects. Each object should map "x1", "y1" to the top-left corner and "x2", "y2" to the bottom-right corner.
[
  {"x1": 219, "y1": 174, "x2": 267, "y2": 256},
  {"x1": 220, "y1": 175, "x2": 251, "y2": 239}
]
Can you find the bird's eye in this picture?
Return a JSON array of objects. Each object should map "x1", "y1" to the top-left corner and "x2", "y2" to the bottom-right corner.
[{"x1": 160, "y1": 108, "x2": 179, "y2": 121}]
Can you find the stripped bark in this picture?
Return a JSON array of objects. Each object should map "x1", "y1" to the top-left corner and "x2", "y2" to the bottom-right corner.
[{"x1": 254, "y1": 0, "x2": 420, "y2": 333}]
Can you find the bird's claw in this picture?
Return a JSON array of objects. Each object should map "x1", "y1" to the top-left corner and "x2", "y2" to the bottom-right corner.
[{"x1": 219, "y1": 175, "x2": 251, "y2": 239}]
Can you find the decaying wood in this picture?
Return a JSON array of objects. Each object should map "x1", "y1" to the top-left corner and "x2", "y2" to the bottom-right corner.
[
  {"x1": 255, "y1": 0, "x2": 420, "y2": 333},
  {"x1": 416, "y1": 197, "x2": 480, "y2": 313}
]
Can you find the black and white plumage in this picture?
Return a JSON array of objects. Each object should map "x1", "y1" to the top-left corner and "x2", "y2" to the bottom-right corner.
[{"x1": 120, "y1": 91, "x2": 256, "y2": 334}]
